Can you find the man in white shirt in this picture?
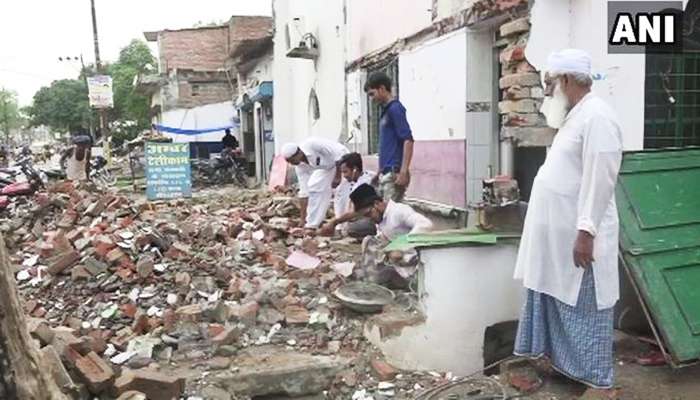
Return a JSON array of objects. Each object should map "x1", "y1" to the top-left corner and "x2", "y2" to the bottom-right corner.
[
  {"x1": 350, "y1": 183, "x2": 432, "y2": 241},
  {"x1": 512, "y1": 49, "x2": 622, "y2": 398},
  {"x1": 282, "y1": 137, "x2": 350, "y2": 230},
  {"x1": 319, "y1": 152, "x2": 375, "y2": 237},
  {"x1": 60, "y1": 135, "x2": 92, "y2": 182}
]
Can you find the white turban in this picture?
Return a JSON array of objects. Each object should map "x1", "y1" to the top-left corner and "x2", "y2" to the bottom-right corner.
[
  {"x1": 546, "y1": 49, "x2": 592, "y2": 76},
  {"x1": 281, "y1": 143, "x2": 299, "y2": 159}
]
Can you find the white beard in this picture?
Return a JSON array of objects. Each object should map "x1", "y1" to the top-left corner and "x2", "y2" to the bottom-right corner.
[{"x1": 540, "y1": 84, "x2": 569, "y2": 129}]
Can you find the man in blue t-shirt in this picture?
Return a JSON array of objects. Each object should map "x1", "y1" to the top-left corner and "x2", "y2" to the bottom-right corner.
[{"x1": 364, "y1": 72, "x2": 414, "y2": 202}]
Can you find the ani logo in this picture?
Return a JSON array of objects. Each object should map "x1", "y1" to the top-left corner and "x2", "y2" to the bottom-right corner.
[{"x1": 608, "y1": 2, "x2": 683, "y2": 54}]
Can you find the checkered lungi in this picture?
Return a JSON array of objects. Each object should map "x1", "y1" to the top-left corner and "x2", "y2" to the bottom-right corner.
[{"x1": 514, "y1": 268, "x2": 615, "y2": 389}]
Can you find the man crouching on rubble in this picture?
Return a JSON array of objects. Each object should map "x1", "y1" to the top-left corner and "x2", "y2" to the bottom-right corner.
[
  {"x1": 282, "y1": 137, "x2": 350, "y2": 232},
  {"x1": 350, "y1": 183, "x2": 432, "y2": 287}
]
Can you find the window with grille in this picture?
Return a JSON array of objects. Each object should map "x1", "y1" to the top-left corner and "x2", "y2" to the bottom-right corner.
[
  {"x1": 366, "y1": 60, "x2": 399, "y2": 155},
  {"x1": 645, "y1": 52, "x2": 700, "y2": 148}
]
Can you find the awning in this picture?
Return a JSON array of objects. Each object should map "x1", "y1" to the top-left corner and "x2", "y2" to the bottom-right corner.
[
  {"x1": 617, "y1": 147, "x2": 700, "y2": 366},
  {"x1": 247, "y1": 81, "x2": 273, "y2": 103}
]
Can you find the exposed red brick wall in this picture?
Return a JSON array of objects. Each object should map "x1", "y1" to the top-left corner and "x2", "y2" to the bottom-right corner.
[
  {"x1": 228, "y1": 16, "x2": 273, "y2": 50},
  {"x1": 158, "y1": 27, "x2": 230, "y2": 72}
]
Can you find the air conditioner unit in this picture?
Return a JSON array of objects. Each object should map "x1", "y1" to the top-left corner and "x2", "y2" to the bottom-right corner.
[{"x1": 286, "y1": 16, "x2": 319, "y2": 60}]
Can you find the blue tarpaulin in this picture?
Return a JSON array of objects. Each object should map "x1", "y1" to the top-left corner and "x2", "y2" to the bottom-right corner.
[{"x1": 152, "y1": 123, "x2": 239, "y2": 136}]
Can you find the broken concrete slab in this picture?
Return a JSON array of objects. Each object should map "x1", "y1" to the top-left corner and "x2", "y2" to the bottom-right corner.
[{"x1": 210, "y1": 346, "x2": 352, "y2": 397}]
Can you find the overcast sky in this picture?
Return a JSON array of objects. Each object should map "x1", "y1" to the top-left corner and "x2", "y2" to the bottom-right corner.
[{"x1": 0, "y1": 0, "x2": 272, "y2": 106}]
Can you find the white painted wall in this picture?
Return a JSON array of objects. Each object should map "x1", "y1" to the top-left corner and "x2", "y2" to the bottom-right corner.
[
  {"x1": 526, "y1": 0, "x2": 689, "y2": 151},
  {"x1": 398, "y1": 30, "x2": 468, "y2": 141},
  {"x1": 346, "y1": 0, "x2": 433, "y2": 61},
  {"x1": 160, "y1": 101, "x2": 237, "y2": 143},
  {"x1": 365, "y1": 243, "x2": 523, "y2": 375},
  {"x1": 345, "y1": 70, "x2": 366, "y2": 152},
  {"x1": 272, "y1": 0, "x2": 346, "y2": 151}
]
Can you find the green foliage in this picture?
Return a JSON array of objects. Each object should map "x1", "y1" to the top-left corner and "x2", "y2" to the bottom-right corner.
[
  {"x1": 0, "y1": 88, "x2": 21, "y2": 140},
  {"x1": 109, "y1": 40, "x2": 156, "y2": 137},
  {"x1": 28, "y1": 80, "x2": 92, "y2": 133},
  {"x1": 28, "y1": 39, "x2": 156, "y2": 145}
]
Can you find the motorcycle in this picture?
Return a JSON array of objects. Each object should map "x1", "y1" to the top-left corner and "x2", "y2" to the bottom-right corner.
[
  {"x1": 191, "y1": 149, "x2": 247, "y2": 187},
  {"x1": 0, "y1": 157, "x2": 47, "y2": 210}
]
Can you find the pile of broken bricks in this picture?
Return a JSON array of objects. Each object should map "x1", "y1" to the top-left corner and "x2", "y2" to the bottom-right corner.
[{"x1": 3, "y1": 182, "x2": 454, "y2": 399}]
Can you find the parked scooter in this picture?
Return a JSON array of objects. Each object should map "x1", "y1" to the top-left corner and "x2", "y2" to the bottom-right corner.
[{"x1": 0, "y1": 157, "x2": 47, "y2": 211}]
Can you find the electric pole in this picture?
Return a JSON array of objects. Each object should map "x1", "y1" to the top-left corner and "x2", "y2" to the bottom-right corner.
[{"x1": 90, "y1": 0, "x2": 111, "y2": 164}]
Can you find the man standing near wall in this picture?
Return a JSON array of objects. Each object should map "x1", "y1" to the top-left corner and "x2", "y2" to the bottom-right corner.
[
  {"x1": 513, "y1": 49, "x2": 623, "y2": 399},
  {"x1": 365, "y1": 72, "x2": 414, "y2": 202}
]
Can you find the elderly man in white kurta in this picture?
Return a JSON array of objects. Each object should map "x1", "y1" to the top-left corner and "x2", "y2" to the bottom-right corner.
[
  {"x1": 513, "y1": 49, "x2": 623, "y2": 399},
  {"x1": 282, "y1": 137, "x2": 350, "y2": 229}
]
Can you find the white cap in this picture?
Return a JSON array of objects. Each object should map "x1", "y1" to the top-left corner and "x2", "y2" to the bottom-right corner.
[
  {"x1": 281, "y1": 143, "x2": 299, "y2": 159},
  {"x1": 547, "y1": 48, "x2": 592, "y2": 76}
]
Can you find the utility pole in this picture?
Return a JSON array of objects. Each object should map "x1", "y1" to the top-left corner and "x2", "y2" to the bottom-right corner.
[{"x1": 90, "y1": 0, "x2": 111, "y2": 164}]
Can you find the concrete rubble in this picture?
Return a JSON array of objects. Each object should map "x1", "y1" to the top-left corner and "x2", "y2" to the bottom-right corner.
[{"x1": 2, "y1": 182, "x2": 453, "y2": 399}]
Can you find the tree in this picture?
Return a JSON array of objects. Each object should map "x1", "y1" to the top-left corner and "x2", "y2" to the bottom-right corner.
[
  {"x1": 0, "y1": 88, "x2": 21, "y2": 143},
  {"x1": 108, "y1": 39, "x2": 156, "y2": 146},
  {"x1": 28, "y1": 80, "x2": 92, "y2": 133}
]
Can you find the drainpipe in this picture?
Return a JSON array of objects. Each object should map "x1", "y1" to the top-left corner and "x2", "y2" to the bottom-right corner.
[{"x1": 500, "y1": 137, "x2": 514, "y2": 177}]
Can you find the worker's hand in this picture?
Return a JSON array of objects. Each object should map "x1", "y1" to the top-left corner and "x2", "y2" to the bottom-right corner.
[
  {"x1": 331, "y1": 176, "x2": 341, "y2": 189},
  {"x1": 573, "y1": 230, "x2": 595, "y2": 268},
  {"x1": 395, "y1": 170, "x2": 410, "y2": 187},
  {"x1": 318, "y1": 221, "x2": 336, "y2": 237}
]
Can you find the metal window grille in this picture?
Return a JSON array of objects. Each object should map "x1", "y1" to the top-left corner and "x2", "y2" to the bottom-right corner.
[{"x1": 645, "y1": 52, "x2": 700, "y2": 148}]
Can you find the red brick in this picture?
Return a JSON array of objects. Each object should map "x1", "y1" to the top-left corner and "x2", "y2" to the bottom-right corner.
[
  {"x1": 36, "y1": 241, "x2": 55, "y2": 258},
  {"x1": 65, "y1": 348, "x2": 115, "y2": 394},
  {"x1": 93, "y1": 235, "x2": 117, "y2": 258},
  {"x1": 49, "y1": 250, "x2": 81, "y2": 275},
  {"x1": 85, "y1": 197, "x2": 108, "y2": 217},
  {"x1": 371, "y1": 359, "x2": 398, "y2": 381},
  {"x1": 207, "y1": 323, "x2": 226, "y2": 338},
  {"x1": 211, "y1": 325, "x2": 241, "y2": 346},
  {"x1": 285, "y1": 305, "x2": 310, "y2": 325},
  {"x1": 106, "y1": 248, "x2": 127, "y2": 265},
  {"x1": 65, "y1": 228, "x2": 84, "y2": 243},
  {"x1": 132, "y1": 311, "x2": 150, "y2": 335},
  {"x1": 120, "y1": 303, "x2": 138, "y2": 319},
  {"x1": 136, "y1": 255, "x2": 154, "y2": 279},
  {"x1": 57, "y1": 210, "x2": 79, "y2": 229},
  {"x1": 164, "y1": 242, "x2": 190, "y2": 260},
  {"x1": 71, "y1": 265, "x2": 92, "y2": 281},
  {"x1": 24, "y1": 299, "x2": 39, "y2": 314},
  {"x1": 162, "y1": 309, "x2": 177, "y2": 332},
  {"x1": 113, "y1": 370, "x2": 185, "y2": 400},
  {"x1": 175, "y1": 304, "x2": 203, "y2": 322}
]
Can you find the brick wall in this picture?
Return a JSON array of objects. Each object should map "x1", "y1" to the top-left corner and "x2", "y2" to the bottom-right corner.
[
  {"x1": 176, "y1": 81, "x2": 233, "y2": 109},
  {"x1": 228, "y1": 16, "x2": 273, "y2": 50},
  {"x1": 158, "y1": 27, "x2": 230, "y2": 72},
  {"x1": 497, "y1": 17, "x2": 555, "y2": 147}
]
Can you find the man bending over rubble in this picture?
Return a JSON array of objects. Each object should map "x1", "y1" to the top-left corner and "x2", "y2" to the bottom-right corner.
[
  {"x1": 319, "y1": 152, "x2": 376, "y2": 238},
  {"x1": 282, "y1": 137, "x2": 350, "y2": 231},
  {"x1": 350, "y1": 183, "x2": 432, "y2": 286}
]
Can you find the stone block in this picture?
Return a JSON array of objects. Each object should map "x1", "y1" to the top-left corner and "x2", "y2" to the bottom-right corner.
[
  {"x1": 49, "y1": 250, "x2": 81, "y2": 275},
  {"x1": 500, "y1": 45, "x2": 525, "y2": 64},
  {"x1": 499, "y1": 72, "x2": 541, "y2": 88},
  {"x1": 212, "y1": 347, "x2": 351, "y2": 398},
  {"x1": 501, "y1": 126, "x2": 556, "y2": 146},
  {"x1": 113, "y1": 370, "x2": 186, "y2": 400},
  {"x1": 498, "y1": 99, "x2": 539, "y2": 114},
  {"x1": 500, "y1": 17, "x2": 530, "y2": 37}
]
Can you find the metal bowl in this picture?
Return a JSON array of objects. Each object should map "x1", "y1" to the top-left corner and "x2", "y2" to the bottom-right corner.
[{"x1": 333, "y1": 282, "x2": 395, "y2": 313}]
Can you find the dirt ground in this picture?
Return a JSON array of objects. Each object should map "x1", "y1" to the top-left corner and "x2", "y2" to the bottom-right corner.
[{"x1": 527, "y1": 332, "x2": 700, "y2": 400}]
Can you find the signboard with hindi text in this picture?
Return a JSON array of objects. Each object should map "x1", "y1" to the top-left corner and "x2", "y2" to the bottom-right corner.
[
  {"x1": 87, "y1": 75, "x2": 114, "y2": 108},
  {"x1": 145, "y1": 142, "x2": 192, "y2": 200}
]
